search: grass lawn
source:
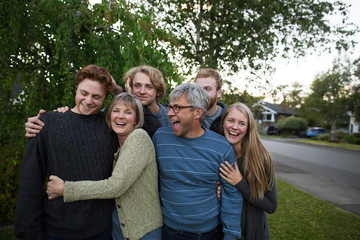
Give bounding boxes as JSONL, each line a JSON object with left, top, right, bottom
{"left": 269, "top": 179, "right": 360, "bottom": 239}
{"left": 1, "top": 178, "right": 359, "bottom": 240}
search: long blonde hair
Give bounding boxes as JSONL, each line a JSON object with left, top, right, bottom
{"left": 221, "top": 103, "right": 275, "bottom": 200}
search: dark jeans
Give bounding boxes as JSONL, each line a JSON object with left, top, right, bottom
{"left": 162, "top": 224, "right": 222, "bottom": 240}
{"left": 43, "top": 228, "right": 111, "bottom": 240}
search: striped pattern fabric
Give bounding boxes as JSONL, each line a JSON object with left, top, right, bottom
{"left": 153, "top": 126, "right": 243, "bottom": 239}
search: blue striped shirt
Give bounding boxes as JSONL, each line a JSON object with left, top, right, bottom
{"left": 153, "top": 126, "right": 243, "bottom": 240}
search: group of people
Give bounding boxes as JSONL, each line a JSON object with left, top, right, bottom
{"left": 15, "top": 64, "right": 277, "bottom": 240}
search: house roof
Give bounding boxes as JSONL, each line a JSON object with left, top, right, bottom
{"left": 256, "top": 101, "right": 295, "bottom": 115}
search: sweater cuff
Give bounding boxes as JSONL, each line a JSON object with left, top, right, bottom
{"left": 235, "top": 178, "right": 247, "bottom": 191}
{"left": 63, "top": 181, "right": 75, "bottom": 202}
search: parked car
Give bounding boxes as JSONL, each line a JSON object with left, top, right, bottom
{"left": 267, "top": 126, "right": 279, "bottom": 135}
{"left": 306, "top": 127, "right": 327, "bottom": 137}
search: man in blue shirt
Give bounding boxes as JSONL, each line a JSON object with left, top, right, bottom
{"left": 152, "top": 83, "right": 243, "bottom": 240}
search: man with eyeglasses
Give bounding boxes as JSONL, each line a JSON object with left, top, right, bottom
{"left": 152, "top": 83, "right": 243, "bottom": 240}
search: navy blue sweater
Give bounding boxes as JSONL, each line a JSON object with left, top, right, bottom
{"left": 15, "top": 110, "right": 118, "bottom": 239}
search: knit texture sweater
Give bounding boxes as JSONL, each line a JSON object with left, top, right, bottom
{"left": 152, "top": 127, "right": 243, "bottom": 240}
{"left": 64, "top": 129, "right": 163, "bottom": 240}
{"left": 15, "top": 110, "right": 118, "bottom": 240}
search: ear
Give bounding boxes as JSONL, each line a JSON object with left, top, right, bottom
{"left": 216, "top": 88, "right": 222, "bottom": 98}
{"left": 194, "top": 107, "right": 204, "bottom": 120}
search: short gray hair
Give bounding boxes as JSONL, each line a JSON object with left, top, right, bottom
{"left": 169, "top": 83, "right": 209, "bottom": 123}
{"left": 104, "top": 93, "right": 144, "bottom": 130}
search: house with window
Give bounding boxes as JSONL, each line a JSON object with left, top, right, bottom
{"left": 253, "top": 101, "right": 296, "bottom": 134}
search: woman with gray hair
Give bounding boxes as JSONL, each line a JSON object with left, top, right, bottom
{"left": 46, "top": 93, "right": 163, "bottom": 240}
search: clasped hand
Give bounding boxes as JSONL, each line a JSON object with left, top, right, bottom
{"left": 46, "top": 175, "right": 65, "bottom": 200}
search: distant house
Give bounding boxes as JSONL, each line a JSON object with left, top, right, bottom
{"left": 348, "top": 112, "right": 360, "bottom": 134}
{"left": 253, "top": 101, "right": 296, "bottom": 133}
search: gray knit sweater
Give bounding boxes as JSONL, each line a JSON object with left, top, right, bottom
{"left": 15, "top": 110, "right": 118, "bottom": 240}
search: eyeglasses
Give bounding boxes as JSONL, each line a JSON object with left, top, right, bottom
{"left": 167, "top": 104, "right": 194, "bottom": 114}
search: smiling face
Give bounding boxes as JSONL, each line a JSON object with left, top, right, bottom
{"left": 195, "top": 77, "right": 221, "bottom": 111}
{"left": 73, "top": 78, "right": 107, "bottom": 115}
{"left": 131, "top": 72, "right": 158, "bottom": 109}
{"left": 110, "top": 102, "right": 137, "bottom": 144}
{"left": 223, "top": 109, "right": 248, "bottom": 147}
{"left": 168, "top": 94, "right": 202, "bottom": 138}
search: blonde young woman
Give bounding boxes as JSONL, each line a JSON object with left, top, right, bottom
{"left": 219, "top": 103, "right": 277, "bottom": 240}
{"left": 46, "top": 93, "right": 162, "bottom": 240}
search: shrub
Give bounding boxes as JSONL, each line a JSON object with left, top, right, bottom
{"left": 344, "top": 133, "right": 360, "bottom": 145}
{"left": 0, "top": 142, "right": 24, "bottom": 224}
{"left": 314, "top": 133, "right": 330, "bottom": 141}
{"left": 336, "top": 131, "right": 348, "bottom": 142}
{"left": 277, "top": 116, "right": 308, "bottom": 136}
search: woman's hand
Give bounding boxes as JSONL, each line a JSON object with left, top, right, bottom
{"left": 54, "top": 106, "right": 69, "bottom": 113}
{"left": 46, "top": 175, "right": 65, "bottom": 200}
{"left": 219, "top": 161, "right": 243, "bottom": 186}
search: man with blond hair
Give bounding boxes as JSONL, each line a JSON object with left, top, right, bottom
{"left": 127, "top": 65, "right": 171, "bottom": 127}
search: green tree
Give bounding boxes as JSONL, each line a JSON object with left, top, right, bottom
{"left": 302, "top": 60, "right": 352, "bottom": 142}
{"left": 0, "top": 0, "right": 180, "bottom": 224}
{"left": 348, "top": 57, "right": 360, "bottom": 122}
{"left": 276, "top": 82, "right": 304, "bottom": 113}
{"left": 146, "top": 0, "right": 358, "bottom": 73}
{"left": 221, "top": 80, "right": 263, "bottom": 107}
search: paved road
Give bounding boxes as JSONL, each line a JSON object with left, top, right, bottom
{"left": 262, "top": 138, "right": 360, "bottom": 216}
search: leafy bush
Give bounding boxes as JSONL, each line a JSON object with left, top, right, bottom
{"left": 277, "top": 116, "right": 308, "bottom": 136}
{"left": 314, "top": 133, "right": 330, "bottom": 141}
{"left": 336, "top": 131, "right": 348, "bottom": 142}
{"left": 344, "top": 133, "right": 360, "bottom": 145}
{"left": 0, "top": 143, "right": 24, "bottom": 224}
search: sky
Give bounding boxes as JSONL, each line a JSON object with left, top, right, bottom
{"left": 249, "top": 0, "right": 360, "bottom": 101}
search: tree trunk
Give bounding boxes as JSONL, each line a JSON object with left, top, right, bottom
{"left": 330, "top": 120, "right": 337, "bottom": 142}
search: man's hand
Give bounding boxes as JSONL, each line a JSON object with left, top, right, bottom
{"left": 25, "top": 109, "right": 46, "bottom": 138}
{"left": 124, "top": 77, "right": 132, "bottom": 93}
{"left": 111, "top": 76, "right": 123, "bottom": 96}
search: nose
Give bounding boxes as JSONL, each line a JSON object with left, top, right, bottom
{"left": 139, "top": 86, "right": 146, "bottom": 94}
{"left": 116, "top": 111, "right": 125, "bottom": 119}
{"left": 232, "top": 123, "right": 239, "bottom": 129}
{"left": 84, "top": 95, "right": 92, "bottom": 104}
